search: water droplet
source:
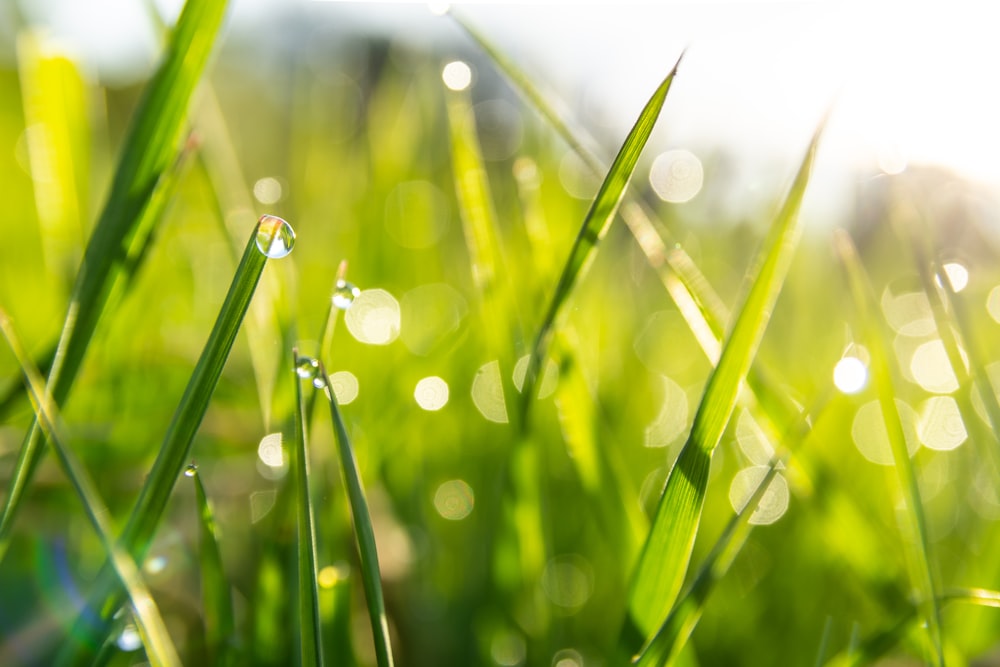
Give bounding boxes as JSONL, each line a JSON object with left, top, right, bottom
{"left": 255, "top": 214, "right": 295, "bottom": 259}
{"left": 333, "top": 279, "right": 361, "bottom": 309}
{"left": 116, "top": 623, "right": 142, "bottom": 651}
{"left": 184, "top": 463, "right": 197, "bottom": 477}
{"left": 312, "top": 375, "right": 327, "bottom": 390}
{"left": 296, "top": 356, "right": 320, "bottom": 380}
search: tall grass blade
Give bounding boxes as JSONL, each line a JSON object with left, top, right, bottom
{"left": 625, "top": 122, "right": 824, "bottom": 648}
{"left": 292, "top": 351, "right": 325, "bottom": 667}
{"left": 0, "top": 0, "right": 229, "bottom": 562}
{"left": 519, "top": 57, "right": 682, "bottom": 427}
{"left": 445, "top": 80, "right": 514, "bottom": 351}
{"left": 16, "top": 30, "right": 88, "bottom": 286}
{"left": 317, "top": 361, "right": 395, "bottom": 667}
{"left": 55, "top": 215, "right": 279, "bottom": 666}
{"left": 189, "top": 468, "right": 237, "bottom": 666}
{"left": 834, "top": 230, "right": 943, "bottom": 665}
{"left": 0, "top": 311, "right": 181, "bottom": 667}
{"left": 451, "top": 13, "right": 730, "bottom": 341}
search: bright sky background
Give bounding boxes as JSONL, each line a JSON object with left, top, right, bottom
{"left": 12, "top": 1, "right": 1000, "bottom": 214}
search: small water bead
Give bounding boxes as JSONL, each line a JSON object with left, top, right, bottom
{"left": 333, "top": 279, "right": 361, "bottom": 309}
{"left": 255, "top": 214, "right": 296, "bottom": 259}
{"left": 296, "top": 356, "right": 320, "bottom": 380}
{"left": 184, "top": 463, "right": 197, "bottom": 477}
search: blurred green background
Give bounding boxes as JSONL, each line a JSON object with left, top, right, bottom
{"left": 3, "top": 2, "right": 1000, "bottom": 666}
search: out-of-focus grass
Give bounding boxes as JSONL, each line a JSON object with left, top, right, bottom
{"left": 3, "top": 4, "right": 1000, "bottom": 667}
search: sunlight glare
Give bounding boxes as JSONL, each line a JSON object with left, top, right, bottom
{"left": 442, "top": 60, "right": 472, "bottom": 91}
{"left": 649, "top": 149, "right": 704, "bottom": 203}
{"left": 728, "top": 466, "right": 789, "bottom": 525}
{"left": 345, "top": 289, "right": 401, "bottom": 345}
{"left": 833, "top": 356, "right": 868, "bottom": 394}
{"left": 918, "top": 395, "right": 967, "bottom": 451}
{"left": 328, "top": 370, "right": 359, "bottom": 405}
{"left": 434, "top": 479, "right": 474, "bottom": 520}
{"left": 471, "top": 359, "right": 508, "bottom": 423}
{"left": 851, "top": 399, "right": 920, "bottom": 466}
{"left": 415, "top": 376, "right": 449, "bottom": 411}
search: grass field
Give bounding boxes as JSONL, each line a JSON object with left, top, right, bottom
{"left": 2, "top": 2, "right": 1000, "bottom": 666}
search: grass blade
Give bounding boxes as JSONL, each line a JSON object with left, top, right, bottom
{"left": 188, "top": 467, "right": 236, "bottom": 666}
{"left": 625, "top": 121, "right": 824, "bottom": 648}
{"left": 0, "top": 312, "right": 181, "bottom": 667}
{"left": 834, "top": 230, "right": 943, "bottom": 665}
{"left": 519, "top": 55, "right": 682, "bottom": 427}
{"left": 16, "top": 30, "right": 88, "bottom": 286}
{"left": 0, "top": 0, "right": 229, "bottom": 562}
{"left": 444, "top": 75, "right": 520, "bottom": 365}
{"left": 292, "top": 351, "right": 325, "bottom": 667}
{"left": 55, "top": 215, "right": 285, "bottom": 666}
{"left": 317, "top": 361, "right": 395, "bottom": 667}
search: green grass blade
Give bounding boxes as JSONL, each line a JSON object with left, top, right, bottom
{"left": 834, "top": 230, "right": 943, "bottom": 665}
{"left": 317, "top": 361, "right": 395, "bottom": 667}
{"left": 824, "top": 589, "right": 1000, "bottom": 667}
{"left": 0, "top": 0, "right": 228, "bottom": 563}
{"left": 292, "top": 351, "right": 325, "bottom": 667}
{"left": 519, "top": 56, "right": 682, "bottom": 427}
{"left": 189, "top": 468, "right": 236, "bottom": 666}
{"left": 16, "top": 30, "right": 88, "bottom": 286}
{"left": 55, "top": 215, "right": 282, "bottom": 666}
{"left": 0, "top": 312, "right": 181, "bottom": 667}
{"left": 444, "top": 77, "right": 519, "bottom": 364}
{"left": 626, "top": 122, "right": 824, "bottom": 647}
{"left": 451, "top": 13, "right": 730, "bottom": 341}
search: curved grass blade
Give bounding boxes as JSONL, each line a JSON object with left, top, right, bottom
{"left": 317, "top": 361, "right": 395, "bottom": 667}
{"left": 450, "top": 13, "right": 729, "bottom": 341}
{"left": 292, "top": 351, "right": 325, "bottom": 667}
{"left": 824, "top": 588, "right": 1000, "bottom": 667}
{"left": 625, "top": 122, "right": 824, "bottom": 649}
{"left": 0, "top": 0, "right": 228, "bottom": 563}
{"left": 519, "top": 56, "right": 682, "bottom": 428}
{"left": 188, "top": 468, "right": 236, "bottom": 666}
{"left": 453, "top": 7, "right": 810, "bottom": 493}
{"left": 55, "top": 215, "right": 279, "bottom": 666}
{"left": 0, "top": 311, "right": 181, "bottom": 667}
{"left": 834, "top": 229, "right": 943, "bottom": 666}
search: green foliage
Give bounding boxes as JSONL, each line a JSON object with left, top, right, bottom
{"left": 3, "top": 5, "right": 1000, "bottom": 667}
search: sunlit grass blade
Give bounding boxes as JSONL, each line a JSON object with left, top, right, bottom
{"left": 0, "top": 0, "right": 228, "bottom": 563}
{"left": 552, "top": 331, "right": 647, "bottom": 566}
{"left": 55, "top": 215, "right": 279, "bottom": 666}
{"left": 317, "top": 360, "right": 395, "bottom": 667}
{"left": 454, "top": 7, "right": 810, "bottom": 488}
{"left": 637, "top": 391, "right": 824, "bottom": 666}
{"left": 0, "top": 311, "right": 181, "bottom": 667}
{"left": 625, "top": 121, "right": 824, "bottom": 648}
{"left": 834, "top": 229, "right": 943, "bottom": 666}
{"left": 451, "top": 13, "right": 730, "bottom": 338}
{"left": 444, "top": 74, "right": 521, "bottom": 370}
{"left": 519, "top": 56, "right": 682, "bottom": 428}
{"left": 196, "top": 86, "right": 292, "bottom": 426}
{"left": 16, "top": 30, "right": 88, "bottom": 287}
{"left": 188, "top": 467, "right": 236, "bottom": 666}
{"left": 292, "top": 350, "right": 325, "bottom": 667}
